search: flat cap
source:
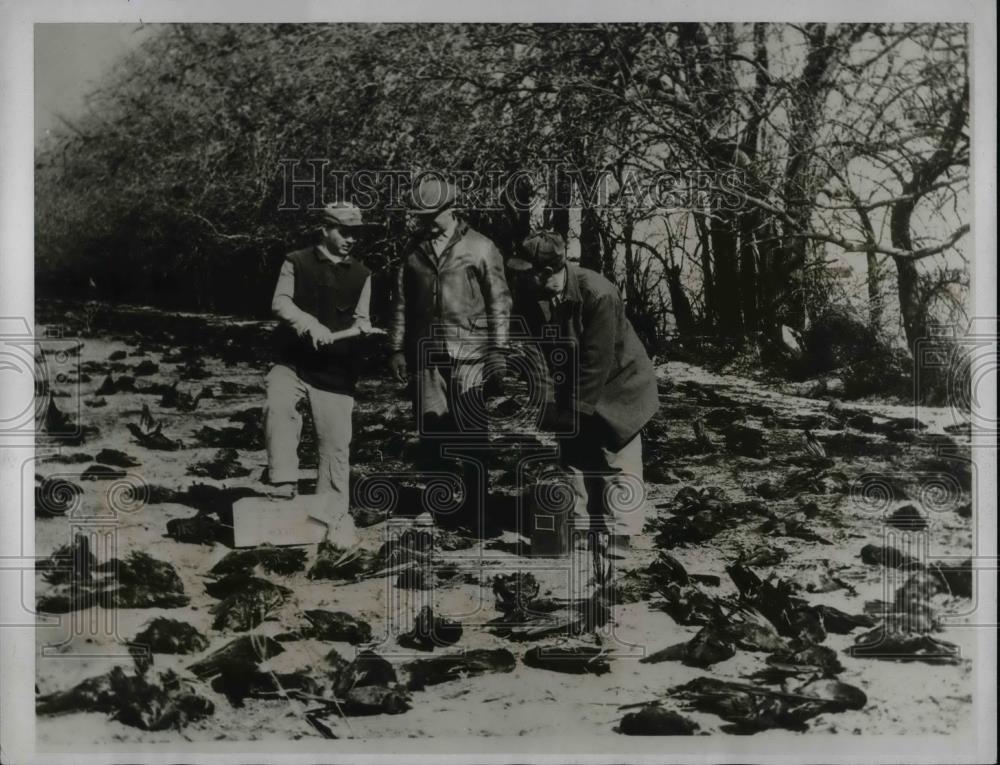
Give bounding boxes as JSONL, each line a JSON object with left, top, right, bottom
{"left": 407, "top": 176, "right": 457, "bottom": 215}
{"left": 507, "top": 229, "right": 568, "bottom": 272}
{"left": 318, "top": 202, "right": 368, "bottom": 228}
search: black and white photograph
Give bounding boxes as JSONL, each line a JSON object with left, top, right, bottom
{"left": 0, "top": 2, "right": 996, "bottom": 762}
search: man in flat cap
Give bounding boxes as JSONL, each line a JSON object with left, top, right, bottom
{"left": 387, "top": 176, "right": 512, "bottom": 527}
{"left": 265, "top": 202, "right": 382, "bottom": 504}
{"left": 508, "top": 230, "right": 659, "bottom": 562}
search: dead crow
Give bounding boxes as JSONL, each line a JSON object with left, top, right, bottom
{"left": 523, "top": 644, "right": 611, "bottom": 675}
{"left": 618, "top": 705, "right": 700, "bottom": 736}
{"left": 210, "top": 546, "right": 307, "bottom": 578}
{"left": 80, "top": 464, "right": 127, "bottom": 481}
{"left": 641, "top": 625, "right": 736, "bottom": 668}
{"left": 802, "top": 429, "right": 827, "bottom": 458}
{"left": 127, "top": 404, "right": 182, "bottom": 451}
{"left": 398, "top": 606, "right": 462, "bottom": 651}
{"left": 297, "top": 609, "right": 373, "bottom": 644}
{"left": 95, "top": 448, "right": 141, "bottom": 467}
{"left": 399, "top": 648, "right": 516, "bottom": 690}
{"left": 209, "top": 578, "right": 290, "bottom": 632}
{"left": 132, "top": 618, "right": 209, "bottom": 655}
{"left": 188, "top": 635, "right": 285, "bottom": 679}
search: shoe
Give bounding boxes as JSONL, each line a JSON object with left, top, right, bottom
{"left": 264, "top": 482, "right": 297, "bottom": 500}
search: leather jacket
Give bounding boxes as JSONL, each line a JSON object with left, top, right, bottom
{"left": 389, "top": 222, "right": 512, "bottom": 363}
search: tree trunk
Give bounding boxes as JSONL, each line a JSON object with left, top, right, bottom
{"left": 893, "top": 255, "right": 925, "bottom": 351}
{"left": 889, "top": 82, "right": 967, "bottom": 353}
{"left": 738, "top": 213, "right": 759, "bottom": 343}
{"left": 710, "top": 208, "right": 743, "bottom": 343}
{"left": 866, "top": 251, "right": 883, "bottom": 331}
{"left": 667, "top": 266, "right": 695, "bottom": 336}
{"left": 579, "top": 207, "right": 602, "bottom": 271}
{"left": 544, "top": 166, "right": 571, "bottom": 239}
{"left": 693, "top": 213, "right": 715, "bottom": 329}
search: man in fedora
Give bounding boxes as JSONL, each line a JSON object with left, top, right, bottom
{"left": 507, "top": 230, "right": 659, "bottom": 562}
{"left": 265, "top": 202, "right": 382, "bottom": 504}
{"left": 387, "top": 176, "right": 512, "bottom": 526}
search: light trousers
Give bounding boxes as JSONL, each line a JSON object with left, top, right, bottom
{"left": 561, "top": 432, "right": 648, "bottom": 538}
{"left": 264, "top": 364, "right": 353, "bottom": 504}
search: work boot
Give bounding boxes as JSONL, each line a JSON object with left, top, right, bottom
{"left": 264, "top": 481, "right": 297, "bottom": 500}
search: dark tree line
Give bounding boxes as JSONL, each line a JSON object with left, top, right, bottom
{"left": 37, "top": 23, "right": 970, "bottom": 370}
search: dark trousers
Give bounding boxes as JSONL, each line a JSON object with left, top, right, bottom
{"left": 413, "top": 361, "right": 489, "bottom": 528}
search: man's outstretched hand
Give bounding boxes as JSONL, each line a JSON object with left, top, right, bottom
{"left": 389, "top": 351, "right": 408, "bottom": 382}
{"left": 309, "top": 326, "right": 340, "bottom": 350}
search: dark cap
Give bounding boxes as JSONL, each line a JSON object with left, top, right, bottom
{"left": 318, "top": 202, "right": 368, "bottom": 228}
{"left": 408, "top": 177, "right": 457, "bottom": 215}
{"left": 507, "top": 230, "right": 567, "bottom": 272}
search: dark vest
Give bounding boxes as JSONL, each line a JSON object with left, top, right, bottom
{"left": 274, "top": 246, "right": 371, "bottom": 394}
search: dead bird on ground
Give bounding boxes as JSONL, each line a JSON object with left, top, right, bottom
{"left": 210, "top": 545, "right": 307, "bottom": 578}
{"left": 94, "top": 448, "right": 141, "bottom": 467}
{"left": 618, "top": 704, "right": 700, "bottom": 736}
{"left": 108, "top": 667, "right": 214, "bottom": 731}
{"left": 307, "top": 540, "right": 375, "bottom": 581}
{"left": 333, "top": 649, "right": 399, "bottom": 696}
{"left": 191, "top": 420, "right": 262, "bottom": 450}
{"left": 399, "top": 648, "right": 516, "bottom": 690}
{"left": 188, "top": 635, "right": 285, "bottom": 679}
{"left": 132, "top": 360, "right": 159, "bottom": 376}
{"left": 850, "top": 625, "right": 962, "bottom": 665}
{"left": 398, "top": 605, "right": 462, "bottom": 651}
{"left": 209, "top": 578, "right": 290, "bottom": 632}
{"left": 641, "top": 625, "right": 736, "bottom": 668}
{"left": 38, "top": 534, "right": 95, "bottom": 586}
{"left": 860, "top": 544, "right": 923, "bottom": 570}
{"left": 523, "top": 644, "right": 611, "bottom": 675}
{"left": 726, "top": 563, "right": 826, "bottom": 643}
{"left": 127, "top": 404, "right": 182, "bottom": 451}
{"left": 95, "top": 373, "right": 137, "bottom": 396}
{"left": 160, "top": 381, "right": 213, "bottom": 412}
{"left": 97, "top": 551, "right": 189, "bottom": 609}
{"left": 165, "top": 512, "right": 228, "bottom": 546}
{"left": 80, "top": 464, "right": 128, "bottom": 481}
{"left": 276, "top": 609, "right": 373, "bottom": 645}
{"left": 187, "top": 448, "right": 251, "bottom": 480}
{"left": 131, "top": 618, "right": 209, "bottom": 655}
{"left": 211, "top": 668, "right": 321, "bottom": 708}
{"left": 669, "top": 675, "right": 865, "bottom": 732}
{"left": 802, "top": 428, "right": 827, "bottom": 458}
{"left": 37, "top": 666, "right": 214, "bottom": 732}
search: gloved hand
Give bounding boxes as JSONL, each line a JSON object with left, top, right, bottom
{"left": 389, "top": 351, "right": 408, "bottom": 382}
